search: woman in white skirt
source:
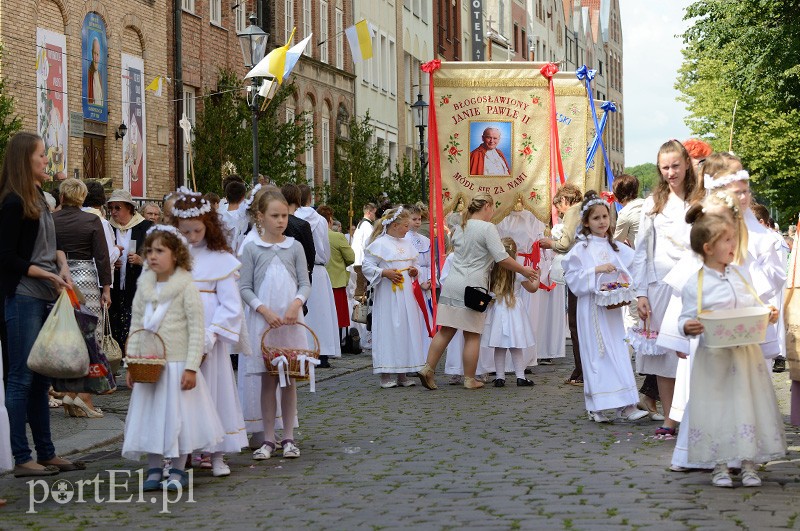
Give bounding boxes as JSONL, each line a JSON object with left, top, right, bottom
{"left": 173, "top": 188, "right": 248, "bottom": 477}
{"left": 123, "top": 226, "right": 225, "bottom": 492}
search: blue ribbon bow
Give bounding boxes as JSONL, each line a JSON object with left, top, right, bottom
{"left": 575, "top": 65, "right": 596, "bottom": 82}
{"left": 576, "top": 65, "right": 616, "bottom": 203}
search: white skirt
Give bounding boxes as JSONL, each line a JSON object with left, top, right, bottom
{"left": 305, "top": 265, "right": 342, "bottom": 358}
{"left": 200, "top": 343, "right": 248, "bottom": 453}
{"left": 122, "top": 361, "right": 225, "bottom": 459}
{"left": 481, "top": 302, "right": 536, "bottom": 349}
{"left": 444, "top": 331, "right": 465, "bottom": 376}
{"left": 532, "top": 284, "right": 567, "bottom": 359}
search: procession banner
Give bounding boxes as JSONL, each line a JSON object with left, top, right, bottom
{"left": 121, "top": 53, "right": 146, "bottom": 197}
{"left": 428, "top": 61, "right": 603, "bottom": 225}
{"left": 36, "top": 28, "right": 68, "bottom": 179}
{"left": 81, "top": 13, "right": 108, "bottom": 122}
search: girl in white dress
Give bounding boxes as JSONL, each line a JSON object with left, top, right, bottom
{"left": 239, "top": 190, "right": 311, "bottom": 461}
{"left": 482, "top": 237, "right": 539, "bottom": 387}
{"left": 362, "top": 206, "right": 428, "bottom": 387}
{"left": 123, "top": 226, "right": 225, "bottom": 492}
{"left": 631, "top": 140, "right": 701, "bottom": 436}
{"left": 564, "top": 193, "right": 649, "bottom": 423}
{"left": 678, "top": 202, "right": 785, "bottom": 487}
{"left": 173, "top": 188, "right": 248, "bottom": 477}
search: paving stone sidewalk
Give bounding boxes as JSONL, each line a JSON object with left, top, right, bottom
{"left": 2, "top": 350, "right": 799, "bottom": 530}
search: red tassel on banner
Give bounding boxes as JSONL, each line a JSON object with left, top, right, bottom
{"left": 518, "top": 241, "right": 556, "bottom": 292}
{"left": 422, "top": 60, "right": 443, "bottom": 328}
{"left": 540, "top": 62, "right": 565, "bottom": 226}
{"left": 412, "top": 278, "right": 434, "bottom": 337}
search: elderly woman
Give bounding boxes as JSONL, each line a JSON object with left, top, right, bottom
{"left": 417, "top": 193, "right": 538, "bottom": 390}
{"left": 140, "top": 202, "right": 161, "bottom": 223}
{"left": 538, "top": 182, "right": 584, "bottom": 386}
{"left": 0, "top": 132, "right": 83, "bottom": 477}
{"left": 107, "top": 189, "right": 152, "bottom": 351}
{"left": 52, "top": 178, "right": 111, "bottom": 418}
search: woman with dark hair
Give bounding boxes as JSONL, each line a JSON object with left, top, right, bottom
{"left": 107, "top": 189, "right": 153, "bottom": 350}
{"left": 0, "top": 132, "right": 83, "bottom": 477}
{"left": 417, "top": 193, "right": 538, "bottom": 390}
{"left": 83, "top": 181, "right": 121, "bottom": 292}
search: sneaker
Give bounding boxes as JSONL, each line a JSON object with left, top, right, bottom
{"left": 253, "top": 442, "right": 275, "bottom": 460}
{"left": 282, "top": 440, "right": 300, "bottom": 458}
{"left": 741, "top": 463, "right": 762, "bottom": 487}
{"left": 588, "top": 411, "right": 611, "bottom": 423}
{"left": 711, "top": 464, "right": 733, "bottom": 488}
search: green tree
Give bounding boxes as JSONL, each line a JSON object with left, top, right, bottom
{"left": 192, "top": 70, "right": 310, "bottom": 195}
{"left": 328, "top": 112, "right": 391, "bottom": 228}
{"left": 0, "top": 46, "right": 22, "bottom": 163}
{"left": 677, "top": 0, "right": 800, "bottom": 225}
{"left": 623, "top": 163, "right": 658, "bottom": 197}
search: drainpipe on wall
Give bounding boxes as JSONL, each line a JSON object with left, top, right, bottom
{"left": 174, "top": 0, "right": 184, "bottom": 189}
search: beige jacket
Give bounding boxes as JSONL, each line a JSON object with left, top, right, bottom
{"left": 551, "top": 204, "right": 581, "bottom": 254}
{"left": 127, "top": 267, "right": 205, "bottom": 372}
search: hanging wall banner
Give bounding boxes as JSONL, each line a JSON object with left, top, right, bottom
{"left": 429, "top": 61, "right": 603, "bottom": 224}
{"left": 81, "top": 13, "right": 108, "bottom": 122}
{"left": 121, "top": 53, "right": 146, "bottom": 197}
{"left": 36, "top": 28, "right": 68, "bottom": 179}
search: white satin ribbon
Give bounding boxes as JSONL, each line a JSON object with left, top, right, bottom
{"left": 270, "top": 355, "right": 289, "bottom": 387}
{"left": 298, "top": 355, "right": 321, "bottom": 392}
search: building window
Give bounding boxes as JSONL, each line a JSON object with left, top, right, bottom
{"left": 521, "top": 29, "right": 526, "bottom": 59}
{"left": 421, "top": 0, "right": 428, "bottom": 23}
{"left": 381, "top": 34, "right": 389, "bottom": 91}
{"left": 335, "top": 8, "right": 344, "bottom": 68}
{"left": 235, "top": 2, "right": 247, "bottom": 32}
{"left": 499, "top": 0, "right": 505, "bottom": 35}
{"left": 182, "top": 86, "right": 196, "bottom": 186}
{"left": 372, "top": 33, "right": 380, "bottom": 88}
{"left": 389, "top": 39, "right": 396, "bottom": 96}
{"left": 303, "top": 0, "right": 312, "bottom": 55}
{"left": 210, "top": 0, "right": 221, "bottom": 25}
{"left": 513, "top": 23, "right": 519, "bottom": 54}
{"left": 286, "top": 104, "right": 295, "bottom": 123}
{"left": 322, "top": 115, "right": 330, "bottom": 185}
{"left": 320, "top": 0, "right": 329, "bottom": 63}
{"left": 182, "top": 0, "right": 195, "bottom": 13}
{"left": 285, "top": 0, "right": 294, "bottom": 43}
{"left": 404, "top": 53, "right": 411, "bottom": 104}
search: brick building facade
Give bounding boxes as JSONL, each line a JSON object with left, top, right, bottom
{"left": 0, "top": 0, "right": 171, "bottom": 200}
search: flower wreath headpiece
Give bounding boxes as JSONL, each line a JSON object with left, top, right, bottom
{"left": 146, "top": 224, "right": 189, "bottom": 246}
{"left": 243, "top": 183, "right": 262, "bottom": 211}
{"left": 580, "top": 198, "right": 608, "bottom": 217}
{"left": 703, "top": 170, "right": 749, "bottom": 190}
{"left": 171, "top": 186, "right": 212, "bottom": 219}
{"left": 380, "top": 205, "right": 404, "bottom": 234}
{"left": 702, "top": 191, "right": 739, "bottom": 216}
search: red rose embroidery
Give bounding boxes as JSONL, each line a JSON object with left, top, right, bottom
{"left": 449, "top": 146, "right": 458, "bottom": 155}
{"left": 523, "top": 146, "right": 532, "bottom": 156}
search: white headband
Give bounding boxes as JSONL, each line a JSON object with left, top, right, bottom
{"left": 380, "top": 206, "right": 404, "bottom": 235}
{"left": 171, "top": 186, "right": 213, "bottom": 218}
{"left": 580, "top": 198, "right": 607, "bottom": 216}
{"left": 146, "top": 224, "right": 189, "bottom": 246}
{"left": 703, "top": 170, "right": 749, "bottom": 190}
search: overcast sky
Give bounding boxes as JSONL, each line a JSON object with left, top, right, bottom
{"left": 619, "top": 0, "right": 694, "bottom": 166}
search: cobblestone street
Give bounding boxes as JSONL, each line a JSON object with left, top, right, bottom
{"left": 2, "top": 352, "right": 799, "bottom": 529}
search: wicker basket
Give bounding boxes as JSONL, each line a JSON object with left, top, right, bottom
{"left": 125, "top": 329, "right": 167, "bottom": 383}
{"left": 261, "top": 322, "right": 320, "bottom": 381}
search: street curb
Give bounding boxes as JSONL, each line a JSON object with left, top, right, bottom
{"left": 59, "top": 413, "right": 125, "bottom": 457}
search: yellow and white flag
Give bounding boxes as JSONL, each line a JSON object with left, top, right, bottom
{"left": 345, "top": 19, "right": 373, "bottom": 62}
{"left": 145, "top": 76, "right": 163, "bottom": 97}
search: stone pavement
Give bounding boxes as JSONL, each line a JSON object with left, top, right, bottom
{"left": 2, "top": 349, "right": 800, "bottom": 529}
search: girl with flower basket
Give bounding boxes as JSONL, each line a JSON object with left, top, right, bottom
{"left": 122, "top": 226, "right": 225, "bottom": 492}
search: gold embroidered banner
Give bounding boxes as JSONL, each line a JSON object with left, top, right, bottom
{"left": 430, "top": 62, "right": 603, "bottom": 224}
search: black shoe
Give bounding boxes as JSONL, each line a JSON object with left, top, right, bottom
{"left": 493, "top": 378, "right": 505, "bottom": 387}
{"left": 524, "top": 368, "right": 533, "bottom": 374}
{"left": 773, "top": 356, "right": 786, "bottom": 373}
{"left": 318, "top": 355, "right": 331, "bottom": 368}
{"left": 517, "top": 378, "right": 535, "bottom": 386}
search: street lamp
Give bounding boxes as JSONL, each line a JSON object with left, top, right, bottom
{"left": 237, "top": 13, "right": 269, "bottom": 186}
{"left": 411, "top": 93, "right": 429, "bottom": 202}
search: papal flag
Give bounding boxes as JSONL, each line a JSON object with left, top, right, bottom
{"left": 145, "top": 76, "right": 163, "bottom": 97}
{"left": 345, "top": 19, "right": 373, "bottom": 62}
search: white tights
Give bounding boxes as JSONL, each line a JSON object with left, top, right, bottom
{"left": 493, "top": 347, "right": 526, "bottom": 380}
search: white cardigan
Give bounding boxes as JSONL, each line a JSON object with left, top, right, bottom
{"left": 127, "top": 267, "right": 205, "bottom": 371}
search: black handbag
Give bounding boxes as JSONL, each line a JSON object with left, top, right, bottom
{"left": 464, "top": 286, "right": 493, "bottom": 312}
